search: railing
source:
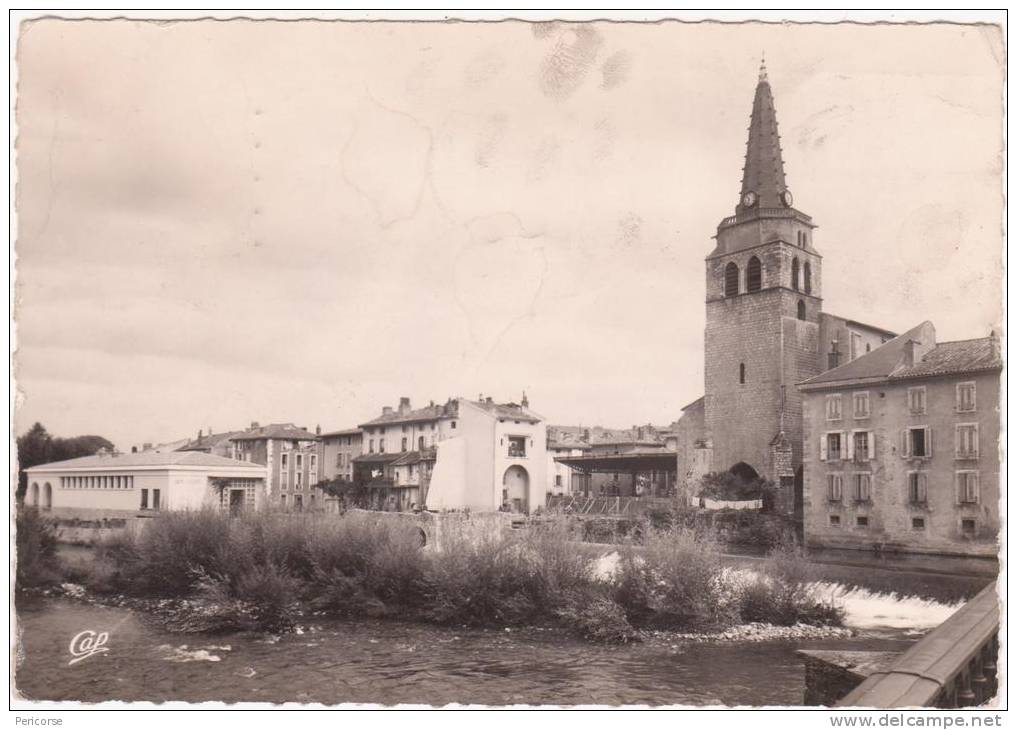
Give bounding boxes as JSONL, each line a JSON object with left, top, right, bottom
{"left": 838, "top": 581, "right": 999, "bottom": 707}
{"left": 545, "top": 495, "right": 675, "bottom": 516}
{"left": 718, "top": 207, "right": 814, "bottom": 229}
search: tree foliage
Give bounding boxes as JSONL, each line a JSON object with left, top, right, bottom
{"left": 315, "top": 477, "right": 371, "bottom": 509}
{"left": 15, "top": 422, "right": 115, "bottom": 499}
{"left": 697, "top": 470, "right": 774, "bottom": 502}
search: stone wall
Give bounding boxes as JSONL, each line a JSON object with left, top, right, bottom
{"left": 803, "top": 370, "right": 1000, "bottom": 557}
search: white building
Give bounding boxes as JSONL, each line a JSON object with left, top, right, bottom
{"left": 427, "top": 396, "right": 547, "bottom": 513}
{"left": 24, "top": 451, "right": 268, "bottom": 516}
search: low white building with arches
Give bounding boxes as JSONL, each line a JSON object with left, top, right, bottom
{"left": 23, "top": 450, "right": 268, "bottom": 517}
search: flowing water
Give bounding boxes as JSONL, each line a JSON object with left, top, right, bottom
{"left": 14, "top": 595, "right": 930, "bottom": 707}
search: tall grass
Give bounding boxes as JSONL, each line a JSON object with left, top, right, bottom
{"left": 15, "top": 507, "right": 62, "bottom": 587}
{"left": 77, "top": 510, "right": 843, "bottom": 640}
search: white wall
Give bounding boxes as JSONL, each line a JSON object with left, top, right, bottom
{"left": 493, "top": 416, "right": 546, "bottom": 512}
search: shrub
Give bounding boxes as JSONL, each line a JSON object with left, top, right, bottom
{"left": 423, "top": 517, "right": 541, "bottom": 625}
{"left": 305, "top": 513, "right": 428, "bottom": 616}
{"left": 555, "top": 589, "right": 640, "bottom": 644}
{"left": 15, "top": 507, "right": 62, "bottom": 587}
{"left": 613, "top": 525, "right": 733, "bottom": 630}
{"left": 124, "top": 510, "right": 233, "bottom": 596}
{"left": 737, "top": 542, "right": 845, "bottom": 626}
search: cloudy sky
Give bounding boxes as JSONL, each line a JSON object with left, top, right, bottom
{"left": 14, "top": 19, "right": 1004, "bottom": 449}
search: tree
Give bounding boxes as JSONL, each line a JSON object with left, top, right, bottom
{"left": 15, "top": 423, "right": 114, "bottom": 500}
{"left": 316, "top": 477, "right": 371, "bottom": 509}
{"left": 697, "top": 470, "right": 775, "bottom": 503}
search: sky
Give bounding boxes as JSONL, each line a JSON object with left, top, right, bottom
{"left": 14, "top": 19, "right": 1005, "bottom": 450}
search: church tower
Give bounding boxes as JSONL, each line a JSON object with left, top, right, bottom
{"left": 703, "top": 59, "right": 822, "bottom": 492}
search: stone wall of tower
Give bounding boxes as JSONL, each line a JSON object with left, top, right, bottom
{"left": 704, "top": 244, "right": 822, "bottom": 480}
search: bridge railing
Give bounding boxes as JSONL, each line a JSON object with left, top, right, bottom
{"left": 838, "top": 581, "right": 999, "bottom": 708}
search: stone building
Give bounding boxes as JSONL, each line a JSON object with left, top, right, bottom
{"left": 318, "top": 427, "right": 362, "bottom": 483}
{"left": 230, "top": 422, "right": 322, "bottom": 510}
{"left": 676, "top": 59, "right": 893, "bottom": 515}
{"left": 799, "top": 322, "right": 1001, "bottom": 557}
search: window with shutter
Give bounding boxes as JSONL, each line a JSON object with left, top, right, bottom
{"left": 908, "top": 386, "right": 927, "bottom": 415}
{"left": 956, "top": 424, "right": 979, "bottom": 459}
{"left": 908, "top": 472, "right": 928, "bottom": 504}
{"left": 826, "top": 395, "right": 843, "bottom": 421}
{"left": 854, "top": 473, "right": 871, "bottom": 502}
{"left": 827, "top": 474, "right": 843, "bottom": 502}
{"left": 956, "top": 382, "right": 976, "bottom": 412}
{"left": 853, "top": 391, "right": 870, "bottom": 418}
{"left": 957, "top": 471, "right": 979, "bottom": 504}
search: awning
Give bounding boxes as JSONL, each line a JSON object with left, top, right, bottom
{"left": 554, "top": 450, "right": 678, "bottom": 474}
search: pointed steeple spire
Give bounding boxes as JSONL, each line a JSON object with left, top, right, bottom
{"left": 738, "top": 55, "right": 790, "bottom": 213}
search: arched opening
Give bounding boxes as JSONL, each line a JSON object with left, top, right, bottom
{"left": 746, "top": 256, "right": 762, "bottom": 292}
{"left": 797, "top": 299, "right": 806, "bottom": 321}
{"left": 724, "top": 262, "right": 739, "bottom": 297}
{"left": 43, "top": 482, "right": 52, "bottom": 510}
{"left": 29, "top": 482, "right": 39, "bottom": 506}
{"left": 729, "top": 462, "right": 760, "bottom": 483}
{"left": 739, "top": 362, "right": 746, "bottom": 384}
{"left": 803, "top": 262, "right": 812, "bottom": 294}
{"left": 502, "top": 465, "right": 529, "bottom": 514}
{"left": 791, "top": 257, "right": 800, "bottom": 291}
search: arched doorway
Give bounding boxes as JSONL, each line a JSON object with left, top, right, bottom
{"left": 502, "top": 465, "right": 529, "bottom": 513}
{"left": 29, "top": 482, "right": 39, "bottom": 507}
{"left": 729, "top": 462, "right": 759, "bottom": 482}
{"left": 43, "top": 482, "right": 52, "bottom": 510}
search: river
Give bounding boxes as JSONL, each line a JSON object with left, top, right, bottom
{"left": 16, "top": 594, "right": 929, "bottom": 707}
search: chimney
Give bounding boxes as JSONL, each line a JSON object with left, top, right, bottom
{"left": 521, "top": 391, "right": 529, "bottom": 408}
{"left": 399, "top": 397, "right": 411, "bottom": 415}
{"left": 990, "top": 328, "right": 1001, "bottom": 360}
{"left": 382, "top": 406, "right": 394, "bottom": 416}
{"left": 582, "top": 428, "right": 590, "bottom": 441}
{"left": 143, "top": 442, "right": 152, "bottom": 451}
{"left": 131, "top": 446, "right": 138, "bottom": 453}
{"left": 316, "top": 424, "right": 321, "bottom": 435}
{"left": 486, "top": 396, "right": 494, "bottom": 405}
{"left": 198, "top": 428, "right": 203, "bottom": 440}
{"left": 637, "top": 426, "right": 646, "bottom": 440}
{"left": 828, "top": 340, "right": 841, "bottom": 370}
{"left": 250, "top": 421, "right": 260, "bottom": 429}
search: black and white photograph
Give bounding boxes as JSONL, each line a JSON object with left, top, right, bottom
{"left": 9, "top": 10, "right": 1006, "bottom": 715}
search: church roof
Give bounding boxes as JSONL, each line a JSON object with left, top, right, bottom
{"left": 738, "top": 57, "right": 789, "bottom": 212}
{"left": 800, "top": 322, "right": 1001, "bottom": 390}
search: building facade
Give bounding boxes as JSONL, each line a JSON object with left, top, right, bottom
{"left": 24, "top": 451, "right": 268, "bottom": 516}
{"left": 546, "top": 427, "right": 591, "bottom": 497}
{"left": 800, "top": 322, "right": 1001, "bottom": 557}
{"left": 230, "top": 422, "right": 322, "bottom": 510}
{"left": 318, "top": 427, "right": 362, "bottom": 483}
